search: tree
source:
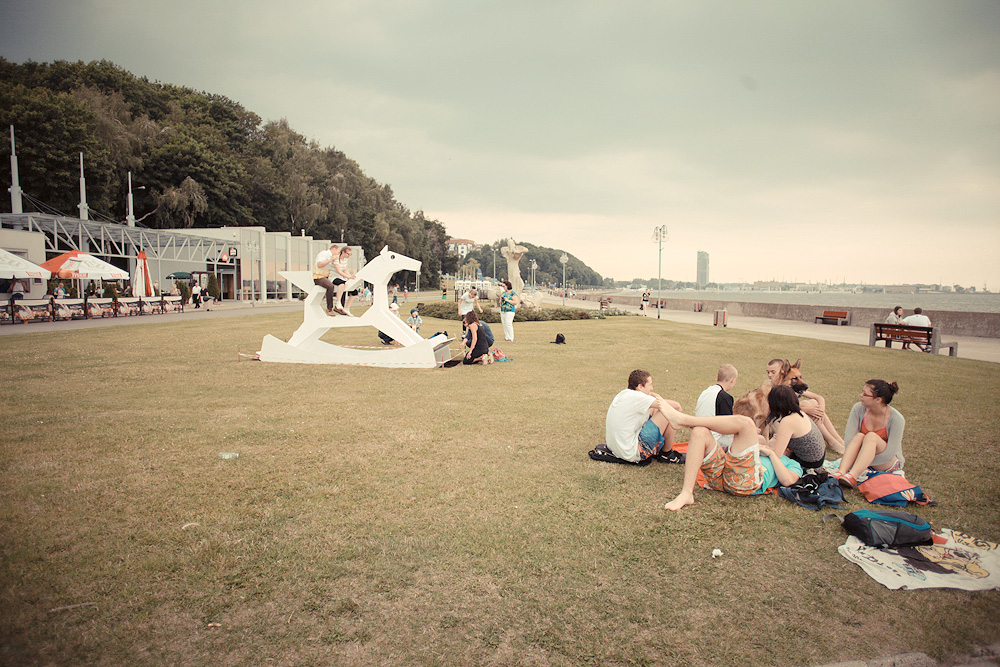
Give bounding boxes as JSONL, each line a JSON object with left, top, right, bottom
{"left": 0, "top": 81, "right": 111, "bottom": 216}
{"left": 156, "top": 176, "right": 208, "bottom": 227}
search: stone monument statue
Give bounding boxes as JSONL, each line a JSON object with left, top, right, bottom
{"left": 495, "top": 238, "right": 544, "bottom": 309}
{"left": 500, "top": 238, "right": 528, "bottom": 294}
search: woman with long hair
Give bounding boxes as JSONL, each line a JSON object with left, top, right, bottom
{"left": 764, "top": 385, "right": 827, "bottom": 471}
{"left": 832, "top": 380, "right": 904, "bottom": 488}
{"left": 462, "top": 311, "right": 492, "bottom": 365}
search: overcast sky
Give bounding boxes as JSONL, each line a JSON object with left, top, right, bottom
{"left": 2, "top": 1, "right": 998, "bottom": 287}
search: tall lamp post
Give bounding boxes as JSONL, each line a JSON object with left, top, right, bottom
{"left": 531, "top": 260, "right": 537, "bottom": 289}
{"left": 559, "top": 253, "right": 568, "bottom": 306}
{"left": 125, "top": 171, "right": 145, "bottom": 227}
{"left": 652, "top": 225, "right": 668, "bottom": 319}
{"left": 492, "top": 243, "right": 497, "bottom": 279}
{"left": 246, "top": 240, "right": 259, "bottom": 300}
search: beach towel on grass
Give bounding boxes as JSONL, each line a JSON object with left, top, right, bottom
{"left": 858, "top": 470, "right": 935, "bottom": 507}
{"left": 838, "top": 529, "right": 1000, "bottom": 591}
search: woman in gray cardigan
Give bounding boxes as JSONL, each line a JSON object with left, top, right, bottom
{"left": 832, "top": 379, "right": 904, "bottom": 489}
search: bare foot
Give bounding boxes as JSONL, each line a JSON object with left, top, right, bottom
{"left": 659, "top": 401, "right": 685, "bottom": 429}
{"left": 664, "top": 491, "right": 695, "bottom": 511}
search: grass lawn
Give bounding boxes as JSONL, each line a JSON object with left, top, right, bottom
{"left": 1, "top": 309, "right": 998, "bottom": 666}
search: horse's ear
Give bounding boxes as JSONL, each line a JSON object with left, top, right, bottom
{"left": 792, "top": 358, "right": 802, "bottom": 369}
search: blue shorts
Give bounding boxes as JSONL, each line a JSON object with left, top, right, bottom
{"left": 637, "top": 417, "right": 665, "bottom": 460}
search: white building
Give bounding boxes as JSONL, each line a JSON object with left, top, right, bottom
{"left": 0, "top": 213, "right": 364, "bottom": 301}
{"left": 446, "top": 238, "right": 478, "bottom": 258}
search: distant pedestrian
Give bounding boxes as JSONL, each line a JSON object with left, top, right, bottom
{"left": 192, "top": 283, "right": 202, "bottom": 308}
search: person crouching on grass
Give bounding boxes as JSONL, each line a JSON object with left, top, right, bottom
{"left": 662, "top": 402, "right": 802, "bottom": 511}
{"left": 462, "top": 311, "right": 492, "bottom": 365}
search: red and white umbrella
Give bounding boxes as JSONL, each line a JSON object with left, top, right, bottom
{"left": 0, "top": 248, "right": 51, "bottom": 280}
{"left": 131, "top": 250, "right": 154, "bottom": 297}
{"left": 40, "top": 250, "right": 129, "bottom": 280}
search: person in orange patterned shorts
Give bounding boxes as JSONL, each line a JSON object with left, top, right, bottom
{"left": 663, "top": 403, "right": 802, "bottom": 512}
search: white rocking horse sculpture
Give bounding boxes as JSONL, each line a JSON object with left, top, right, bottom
{"left": 258, "top": 246, "right": 453, "bottom": 367}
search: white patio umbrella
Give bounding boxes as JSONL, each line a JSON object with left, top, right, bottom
{"left": 40, "top": 250, "right": 129, "bottom": 298}
{"left": 40, "top": 250, "right": 129, "bottom": 280}
{"left": 131, "top": 250, "right": 153, "bottom": 297}
{"left": 0, "top": 247, "right": 51, "bottom": 280}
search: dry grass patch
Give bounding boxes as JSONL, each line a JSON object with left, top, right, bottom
{"left": 1, "top": 313, "right": 998, "bottom": 666}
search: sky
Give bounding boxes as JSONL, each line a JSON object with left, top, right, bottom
{"left": 1, "top": 1, "right": 998, "bottom": 287}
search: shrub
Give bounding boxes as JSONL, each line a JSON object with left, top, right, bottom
{"left": 413, "top": 300, "right": 590, "bottom": 323}
{"left": 176, "top": 281, "right": 191, "bottom": 304}
{"left": 207, "top": 274, "right": 222, "bottom": 300}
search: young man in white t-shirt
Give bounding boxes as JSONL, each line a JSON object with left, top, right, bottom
{"left": 591, "top": 369, "right": 684, "bottom": 466}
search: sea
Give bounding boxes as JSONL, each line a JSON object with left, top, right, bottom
{"left": 614, "top": 289, "right": 1000, "bottom": 314}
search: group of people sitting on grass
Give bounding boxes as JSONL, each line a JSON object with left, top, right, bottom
{"left": 591, "top": 360, "right": 905, "bottom": 512}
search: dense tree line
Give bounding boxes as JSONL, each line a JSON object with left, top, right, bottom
{"left": 0, "top": 58, "right": 458, "bottom": 286}
{"left": 458, "top": 241, "right": 607, "bottom": 288}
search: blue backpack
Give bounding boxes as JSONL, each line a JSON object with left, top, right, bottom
{"left": 842, "top": 509, "right": 932, "bottom": 547}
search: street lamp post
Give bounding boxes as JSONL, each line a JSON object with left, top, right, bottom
{"left": 559, "top": 253, "right": 568, "bottom": 306}
{"left": 531, "top": 260, "right": 537, "bottom": 289}
{"left": 246, "top": 240, "right": 259, "bottom": 300}
{"left": 125, "top": 171, "right": 145, "bottom": 227}
{"left": 492, "top": 243, "right": 497, "bottom": 279}
{"left": 652, "top": 225, "right": 668, "bottom": 319}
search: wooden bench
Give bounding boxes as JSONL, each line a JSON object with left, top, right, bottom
{"left": 869, "top": 323, "right": 958, "bottom": 357}
{"left": 815, "top": 310, "right": 850, "bottom": 325}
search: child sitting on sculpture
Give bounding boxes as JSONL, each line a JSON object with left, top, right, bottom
{"left": 662, "top": 403, "right": 802, "bottom": 511}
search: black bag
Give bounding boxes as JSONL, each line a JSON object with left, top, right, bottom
{"left": 552, "top": 333, "right": 566, "bottom": 344}
{"left": 842, "top": 509, "right": 932, "bottom": 547}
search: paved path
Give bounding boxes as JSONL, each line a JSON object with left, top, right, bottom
{"left": 4, "top": 294, "right": 999, "bottom": 364}
{"left": 544, "top": 295, "right": 1000, "bottom": 364}
{"left": 0, "top": 299, "right": 303, "bottom": 336}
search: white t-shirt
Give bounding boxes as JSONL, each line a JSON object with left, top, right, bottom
{"left": 314, "top": 249, "right": 334, "bottom": 278}
{"left": 605, "top": 389, "right": 655, "bottom": 462}
{"left": 459, "top": 292, "right": 478, "bottom": 315}
{"left": 695, "top": 384, "right": 734, "bottom": 449}
{"left": 903, "top": 314, "right": 931, "bottom": 327}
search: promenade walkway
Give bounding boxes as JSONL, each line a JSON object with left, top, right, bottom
{"left": 4, "top": 293, "right": 998, "bottom": 364}
{"left": 543, "top": 294, "right": 1000, "bottom": 364}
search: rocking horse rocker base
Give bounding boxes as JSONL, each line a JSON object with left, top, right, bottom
{"left": 257, "top": 247, "right": 453, "bottom": 368}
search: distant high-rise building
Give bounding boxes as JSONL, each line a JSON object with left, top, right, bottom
{"left": 697, "top": 251, "right": 709, "bottom": 289}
